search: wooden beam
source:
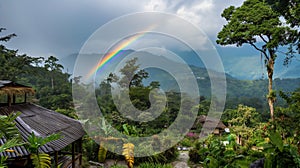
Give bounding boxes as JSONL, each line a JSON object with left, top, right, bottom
{"left": 79, "top": 138, "right": 83, "bottom": 166}
{"left": 72, "top": 142, "right": 75, "bottom": 168}
{"left": 7, "top": 94, "right": 11, "bottom": 106}
{"left": 54, "top": 151, "right": 58, "bottom": 168}
{"left": 13, "top": 94, "right": 16, "bottom": 104}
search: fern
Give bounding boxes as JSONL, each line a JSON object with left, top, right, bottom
{"left": 30, "top": 153, "right": 51, "bottom": 168}
{"left": 0, "top": 112, "right": 21, "bottom": 140}
{"left": 0, "top": 112, "right": 23, "bottom": 168}
{"left": 122, "top": 143, "right": 134, "bottom": 168}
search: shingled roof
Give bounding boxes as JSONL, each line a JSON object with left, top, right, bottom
{"left": 0, "top": 103, "right": 86, "bottom": 158}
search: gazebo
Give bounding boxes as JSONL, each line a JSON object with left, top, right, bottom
{"left": 0, "top": 80, "right": 86, "bottom": 168}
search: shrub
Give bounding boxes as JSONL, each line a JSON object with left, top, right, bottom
{"left": 110, "top": 165, "right": 127, "bottom": 168}
{"left": 138, "top": 162, "right": 173, "bottom": 168}
{"left": 189, "top": 148, "right": 201, "bottom": 164}
{"left": 179, "top": 137, "right": 193, "bottom": 147}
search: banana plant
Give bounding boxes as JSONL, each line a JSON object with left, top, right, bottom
{"left": 0, "top": 112, "right": 23, "bottom": 168}
{"left": 0, "top": 112, "right": 22, "bottom": 140}
{"left": 122, "top": 143, "right": 134, "bottom": 168}
{"left": 26, "top": 132, "right": 60, "bottom": 168}
{"left": 97, "top": 117, "right": 113, "bottom": 163}
{"left": 121, "top": 124, "right": 136, "bottom": 168}
{"left": 0, "top": 137, "right": 24, "bottom": 168}
{"left": 97, "top": 120, "right": 136, "bottom": 166}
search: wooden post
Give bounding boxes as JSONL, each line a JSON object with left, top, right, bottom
{"left": 7, "top": 94, "right": 11, "bottom": 106}
{"left": 79, "top": 138, "right": 83, "bottom": 166}
{"left": 13, "top": 94, "right": 16, "bottom": 104}
{"left": 72, "top": 142, "right": 75, "bottom": 168}
{"left": 55, "top": 151, "right": 58, "bottom": 168}
{"left": 24, "top": 93, "right": 27, "bottom": 103}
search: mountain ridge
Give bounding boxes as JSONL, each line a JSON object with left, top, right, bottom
{"left": 60, "top": 49, "right": 300, "bottom": 80}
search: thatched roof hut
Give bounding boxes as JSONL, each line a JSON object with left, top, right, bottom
{"left": 192, "top": 115, "right": 226, "bottom": 135}
{"left": 0, "top": 80, "right": 34, "bottom": 95}
{"left": 0, "top": 80, "right": 35, "bottom": 106}
{"left": 193, "top": 115, "right": 226, "bottom": 129}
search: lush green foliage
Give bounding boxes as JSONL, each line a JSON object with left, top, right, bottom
{"left": 138, "top": 162, "right": 173, "bottom": 168}
{"left": 266, "top": 0, "right": 300, "bottom": 28}
{"left": 110, "top": 165, "right": 127, "bottom": 168}
{"left": 1, "top": 3, "right": 300, "bottom": 165}
{"left": 266, "top": 0, "right": 299, "bottom": 55}
{"left": 190, "top": 89, "right": 300, "bottom": 167}
{"left": 217, "top": 0, "right": 298, "bottom": 120}
{"left": 0, "top": 112, "right": 23, "bottom": 168}
{"left": 94, "top": 58, "right": 183, "bottom": 137}
{"left": 0, "top": 112, "right": 21, "bottom": 140}
{"left": 30, "top": 153, "right": 51, "bottom": 168}
{"left": 26, "top": 132, "right": 61, "bottom": 168}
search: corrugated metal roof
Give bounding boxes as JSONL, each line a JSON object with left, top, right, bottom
{"left": 0, "top": 103, "right": 86, "bottom": 158}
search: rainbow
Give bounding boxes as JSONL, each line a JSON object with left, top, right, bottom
{"left": 87, "top": 27, "right": 155, "bottom": 79}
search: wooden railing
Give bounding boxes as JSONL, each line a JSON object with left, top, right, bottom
{"left": 58, "top": 152, "right": 82, "bottom": 168}
{"left": 64, "top": 154, "right": 81, "bottom": 168}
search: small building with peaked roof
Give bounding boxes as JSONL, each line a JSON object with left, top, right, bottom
{"left": 192, "top": 115, "right": 227, "bottom": 136}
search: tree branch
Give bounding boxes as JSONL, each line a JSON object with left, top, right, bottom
{"left": 249, "top": 42, "right": 269, "bottom": 60}
{"left": 259, "top": 34, "right": 268, "bottom": 43}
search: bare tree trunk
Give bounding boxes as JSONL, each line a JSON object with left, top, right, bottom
{"left": 51, "top": 76, "right": 54, "bottom": 89}
{"left": 267, "top": 58, "right": 275, "bottom": 120}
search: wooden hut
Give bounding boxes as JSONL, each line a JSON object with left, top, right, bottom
{"left": 0, "top": 80, "right": 86, "bottom": 168}
{"left": 192, "top": 115, "right": 226, "bottom": 136}
{"left": 0, "top": 80, "right": 35, "bottom": 106}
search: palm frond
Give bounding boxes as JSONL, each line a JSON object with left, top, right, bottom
{"left": 0, "top": 112, "right": 21, "bottom": 140}
{"left": 0, "top": 138, "right": 24, "bottom": 153}
{"left": 30, "top": 153, "right": 51, "bottom": 168}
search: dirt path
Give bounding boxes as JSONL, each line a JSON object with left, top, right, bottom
{"left": 171, "top": 151, "right": 190, "bottom": 168}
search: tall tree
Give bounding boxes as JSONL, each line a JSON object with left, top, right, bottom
{"left": 266, "top": 0, "right": 300, "bottom": 28}
{"left": 216, "top": 0, "right": 298, "bottom": 120}
{"left": 44, "top": 56, "right": 63, "bottom": 89}
{"left": 118, "top": 57, "right": 149, "bottom": 88}
{"left": 0, "top": 28, "right": 37, "bottom": 81}
{"left": 266, "top": 0, "right": 300, "bottom": 54}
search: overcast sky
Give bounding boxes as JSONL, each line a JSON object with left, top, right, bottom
{"left": 0, "top": 0, "right": 244, "bottom": 58}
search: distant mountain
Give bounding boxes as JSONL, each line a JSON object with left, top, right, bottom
{"left": 60, "top": 49, "right": 300, "bottom": 80}
{"left": 220, "top": 54, "right": 300, "bottom": 80}
{"left": 59, "top": 50, "right": 300, "bottom": 98}
{"left": 216, "top": 46, "right": 300, "bottom": 79}
{"left": 59, "top": 50, "right": 135, "bottom": 75}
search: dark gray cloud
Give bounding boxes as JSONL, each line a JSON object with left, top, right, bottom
{"left": 0, "top": 0, "right": 145, "bottom": 57}
{"left": 0, "top": 0, "right": 244, "bottom": 58}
